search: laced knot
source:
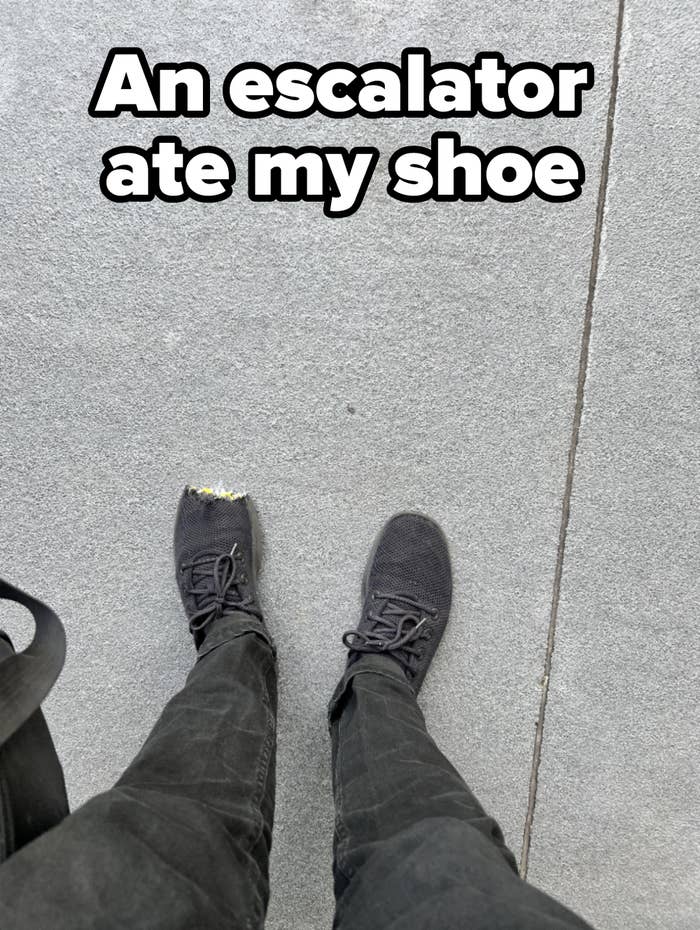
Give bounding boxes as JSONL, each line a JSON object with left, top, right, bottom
{"left": 342, "top": 591, "right": 437, "bottom": 679}
{"left": 182, "top": 544, "right": 261, "bottom": 638}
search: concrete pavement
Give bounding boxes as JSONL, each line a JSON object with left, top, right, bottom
{"left": 0, "top": 2, "right": 696, "bottom": 927}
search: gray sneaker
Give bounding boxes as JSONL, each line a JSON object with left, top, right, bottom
{"left": 343, "top": 512, "right": 453, "bottom": 693}
{"left": 174, "top": 486, "right": 263, "bottom": 647}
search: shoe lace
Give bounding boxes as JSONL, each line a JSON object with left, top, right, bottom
{"left": 182, "top": 544, "right": 261, "bottom": 638}
{"left": 342, "top": 592, "right": 437, "bottom": 680}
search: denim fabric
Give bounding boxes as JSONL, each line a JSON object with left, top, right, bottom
{"left": 0, "top": 622, "right": 593, "bottom": 929}
{"left": 0, "top": 614, "right": 277, "bottom": 930}
{"left": 328, "top": 653, "right": 594, "bottom": 929}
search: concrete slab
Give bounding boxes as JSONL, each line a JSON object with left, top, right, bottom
{"left": 1, "top": 2, "right": 619, "bottom": 927}
{"left": 528, "top": 2, "right": 700, "bottom": 928}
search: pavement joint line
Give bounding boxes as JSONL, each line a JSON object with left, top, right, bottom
{"left": 518, "top": 0, "right": 627, "bottom": 879}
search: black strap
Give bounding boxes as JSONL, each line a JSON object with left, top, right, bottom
{"left": 0, "top": 579, "right": 69, "bottom": 861}
{"left": 0, "top": 579, "right": 66, "bottom": 746}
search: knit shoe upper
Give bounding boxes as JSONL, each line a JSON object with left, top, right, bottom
{"left": 343, "top": 512, "right": 452, "bottom": 693}
{"left": 174, "top": 486, "right": 262, "bottom": 647}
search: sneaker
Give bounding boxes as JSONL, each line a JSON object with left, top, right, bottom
{"left": 342, "top": 512, "right": 452, "bottom": 693}
{"left": 174, "top": 486, "right": 263, "bottom": 647}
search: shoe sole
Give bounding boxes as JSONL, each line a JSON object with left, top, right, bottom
{"left": 245, "top": 495, "right": 264, "bottom": 582}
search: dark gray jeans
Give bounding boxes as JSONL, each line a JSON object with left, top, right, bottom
{"left": 0, "top": 615, "right": 593, "bottom": 929}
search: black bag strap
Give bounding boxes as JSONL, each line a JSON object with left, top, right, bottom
{"left": 0, "top": 579, "right": 69, "bottom": 862}
{"left": 0, "top": 578, "right": 66, "bottom": 746}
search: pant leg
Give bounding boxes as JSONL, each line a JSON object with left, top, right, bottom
{"left": 0, "top": 613, "right": 276, "bottom": 930}
{"left": 329, "top": 654, "right": 594, "bottom": 930}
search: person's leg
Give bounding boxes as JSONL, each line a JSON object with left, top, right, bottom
{"left": 330, "top": 513, "right": 594, "bottom": 930}
{"left": 0, "top": 488, "right": 276, "bottom": 930}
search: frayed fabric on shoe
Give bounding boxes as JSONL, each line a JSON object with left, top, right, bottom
{"left": 187, "top": 485, "right": 247, "bottom": 502}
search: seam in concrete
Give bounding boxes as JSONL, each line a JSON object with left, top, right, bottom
{"left": 519, "top": 0, "right": 627, "bottom": 878}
